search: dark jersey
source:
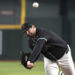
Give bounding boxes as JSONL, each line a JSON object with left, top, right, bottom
{"left": 28, "top": 28, "right": 68, "bottom": 62}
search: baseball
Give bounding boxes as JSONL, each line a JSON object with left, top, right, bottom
{"left": 32, "top": 2, "right": 39, "bottom": 8}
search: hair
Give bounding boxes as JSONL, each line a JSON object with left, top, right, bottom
{"left": 21, "top": 22, "right": 32, "bottom": 32}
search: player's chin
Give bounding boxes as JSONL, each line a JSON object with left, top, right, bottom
{"left": 27, "top": 34, "right": 34, "bottom": 37}
{"left": 27, "top": 35, "right": 31, "bottom": 37}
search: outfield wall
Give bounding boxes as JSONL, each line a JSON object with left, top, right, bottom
{"left": 0, "top": 0, "right": 75, "bottom": 60}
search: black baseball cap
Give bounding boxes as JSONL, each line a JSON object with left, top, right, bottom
{"left": 21, "top": 22, "right": 32, "bottom": 32}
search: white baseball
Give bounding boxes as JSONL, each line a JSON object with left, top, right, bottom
{"left": 32, "top": 2, "right": 39, "bottom": 8}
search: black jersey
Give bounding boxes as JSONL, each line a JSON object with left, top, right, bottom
{"left": 28, "top": 28, "right": 68, "bottom": 62}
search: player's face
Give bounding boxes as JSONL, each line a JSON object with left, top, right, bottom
{"left": 25, "top": 26, "right": 36, "bottom": 37}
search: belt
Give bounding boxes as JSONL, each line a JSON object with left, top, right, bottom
{"left": 66, "top": 45, "right": 69, "bottom": 54}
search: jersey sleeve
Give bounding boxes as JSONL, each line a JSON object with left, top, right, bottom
{"left": 28, "top": 38, "right": 34, "bottom": 50}
{"left": 28, "top": 38, "right": 47, "bottom": 63}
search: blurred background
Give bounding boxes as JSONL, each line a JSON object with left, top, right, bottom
{"left": 0, "top": 0, "right": 75, "bottom": 61}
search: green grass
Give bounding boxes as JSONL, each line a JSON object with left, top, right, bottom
{"left": 0, "top": 61, "right": 45, "bottom": 75}
{"left": 0, "top": 61, "right": 75, "bottom": 75}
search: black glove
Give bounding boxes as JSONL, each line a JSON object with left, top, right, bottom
{"left": 20, "top": 51, "right": 31, "bottom": 69}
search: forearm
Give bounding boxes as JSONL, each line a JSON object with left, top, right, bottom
{"left": 28, "top": 39, "right": 46, "bottom": 63}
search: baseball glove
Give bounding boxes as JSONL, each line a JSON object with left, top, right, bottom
{"left": 20, "top": 51, "right": 31, "bottom": 69}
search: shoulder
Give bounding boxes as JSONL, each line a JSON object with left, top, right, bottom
{"left": 37, "top": 28, "right": 51, "bottom": 40}
{"left": 37, "top": 28, "right": 48, "bottom": 31}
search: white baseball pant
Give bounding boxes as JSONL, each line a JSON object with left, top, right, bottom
{"left": 44, "top": 45, "right": 75, "bottom": 75}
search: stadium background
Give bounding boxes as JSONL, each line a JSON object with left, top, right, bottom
{"left": 0, "top": 0, "right": 75, "bottom": 61}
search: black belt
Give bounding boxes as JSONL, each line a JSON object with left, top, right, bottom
{"left": 66, "top": 47, "right": 69, "bottom": 54}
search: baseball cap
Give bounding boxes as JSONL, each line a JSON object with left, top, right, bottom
{"left": 21, "top": 22, "right": 32, "bottom": 32}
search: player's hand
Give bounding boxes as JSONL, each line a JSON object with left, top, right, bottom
{"left": 27, "top": 61, "right": 34, "bottom": 68}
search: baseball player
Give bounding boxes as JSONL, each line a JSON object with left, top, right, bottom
{"left": 21, "top": 22, "right": 75, "bottom": 75}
